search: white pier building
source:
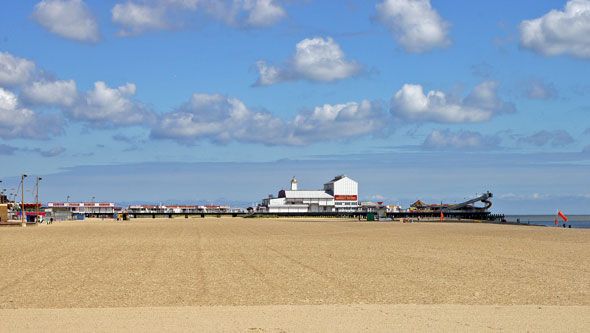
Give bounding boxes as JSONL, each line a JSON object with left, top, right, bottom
{"left": 261, "top": 175, "right": 359, "bottom": 213}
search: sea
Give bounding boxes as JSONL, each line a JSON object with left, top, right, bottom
{"left": 505, "top": 215, "right": 590, "bottom": 229}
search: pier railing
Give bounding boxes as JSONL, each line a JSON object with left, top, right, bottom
{"left": 125, "top": 211, "right": 504, "bottom": 221}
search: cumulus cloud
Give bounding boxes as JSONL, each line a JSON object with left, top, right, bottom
{"left": 244, "top": 0, "right": 287, "bottom": 27}
{"left": 0, "top": 51, "right": 37, "bottom": 87}
{"left": 253, "top": 61, "right": 292, "bottom": 86}
{"left": 519, "top": 130, "right": 574, "bottom": 146}
{"left": 0, "top": 51, "right": 151, "bottom": 133}
{"left": 292, "top": 37, "right": 363, "bottom": 82}
{"left": 151, "top": 93, "right": 288, "bottom": 144}
{"left": 422, "top": 129, "right": 500, "bottom": 150}
{"left": 288, "top": 100, "right": 386, "bottom": 144}
{"left": 67, "top": 81, "right": 153, "bottom": 127}
{"left": 390, "top": 81, "right": 515, "bottom": 123}
{"left": 254, "top": 37, "right": 364, "bottom": 86}
{"left": 151, "top": 93, "right": 384, "bottom": 145}
{"left": 523, "top": 79, "right": 557, "bottom": 100}
{"left": 519, "top": 0, "right": 590, "bottom": 59}
{"left": 0, "top": 88, "right": 63, "bottom": 140}
{"left": 375, "top": 0, "right": 451, "bottom": 53}
{"left": 21, "top": 79, "right": 78, "bottom": 106}
{"left": 111, "top": 0, "right": 287, "bottom": 35}
{"left": 111, "top": 2, "right": 168, "bottom": 36}
{"left": 31, "top": 0, "right": 100, "bottom": 43}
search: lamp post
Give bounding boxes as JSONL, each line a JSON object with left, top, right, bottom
{"left": 21, "top": 174, "right": 28, "bottom": 227}
{"left": 36, "top": 177, "right": 43, "bottom": 223}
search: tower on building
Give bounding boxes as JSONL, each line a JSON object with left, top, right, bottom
{"left": 291, "top": 177, "right": 298, "bottom": 191}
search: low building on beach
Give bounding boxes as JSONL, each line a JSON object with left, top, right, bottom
{"left": 0, "top": 203, "right": 44, "bottom": 222}
{"left": 46, "top": 202, "right": 121, "bottom": 220}
{"left": 124, "top": 204, "right": 232, "bottom": 215}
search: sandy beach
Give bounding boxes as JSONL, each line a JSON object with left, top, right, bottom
{"left": 1, "top": 217, "right": 589, "bottom": 331}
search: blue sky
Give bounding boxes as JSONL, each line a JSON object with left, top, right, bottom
{"left": 1, "top": 0, "right": 590, "bottom": 213}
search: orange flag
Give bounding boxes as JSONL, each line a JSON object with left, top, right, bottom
{"left": 440, "top": 211, "right": 444, "bottom": 222}
{"left": 558, "top": 211, "right": 568, "bottom": 222}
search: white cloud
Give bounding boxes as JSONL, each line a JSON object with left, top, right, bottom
{"left": 375, "top": 0, "right": 451, "bottom": 53}
{"left": 422, "top": 129, "right": 500, "bottom": 150}
{"left": 244, "top": 0, "right": 287, "bottom": 27}
{"left": 0, "top": 51, "right": 151, "bottom": 130}
{"left": 21, "top": 79, "right": 78, "bottom": 107}
{"left": 288, "top": 100, "right": 385, "bottom": 145}
{"left": 292, "top": 37, "right": 363, "bottom": 82}
{"left": 0, "top": 88, "right": 63, "bottom": 139}
{"left": 67, "top": 81, "right": 153, "bottom": 127}
{"left": 390, "top": 81, "right": 515, "bottom": 123}
{"left": 254, "top": 60, "right": 291, "bottom": 86}
{"left": 152, "top": 93, "right": 384, "bottom": 145}
{"left": 111, "top": 0, "right": 288, "bottom": 35}
{"left": 0, "top": 51, "right": 37, "bottom": 87}
{"left": 254, "top": 37, "right": 364, "bottom": 86}
{"left": 151, "top": 93, "right": 287, "bottom": 144}
{"left": 111, "top": 2, "right": 168, "bottom": 36}
{"left": 519, "top": 0, "right": 590, "bottom": 59}
{"left": 32, "top": 0, "right": 100, "bottom": 43}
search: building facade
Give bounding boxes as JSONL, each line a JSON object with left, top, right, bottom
{"left": 46, "top": 202, "right": 120, "bottom": 219}
{"left": 324, "top": 175, "right": 360, "bottom": 212}
{"left": 261, "top": 175, "right": 359, "bottom": 213}
{"left": 124, "top": 204, "right": 233, "bottom": 215}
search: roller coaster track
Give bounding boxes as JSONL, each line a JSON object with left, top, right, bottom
{"left": 477, "top": 199, "right": 492, "bottom": 211}
{"left": 443, "top": 191, "right": 493, "bottom": 212}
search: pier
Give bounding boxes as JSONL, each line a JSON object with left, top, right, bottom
{"left": 125, "top": 211, "right": 504, "bottom": 221}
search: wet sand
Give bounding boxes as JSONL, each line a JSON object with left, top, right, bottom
{"left": 1, "top": 217, "right": 589, "bottom": 331}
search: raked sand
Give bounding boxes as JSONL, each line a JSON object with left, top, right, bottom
{"left": 1, "top": 217, "right": 589, "bottom": 331}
